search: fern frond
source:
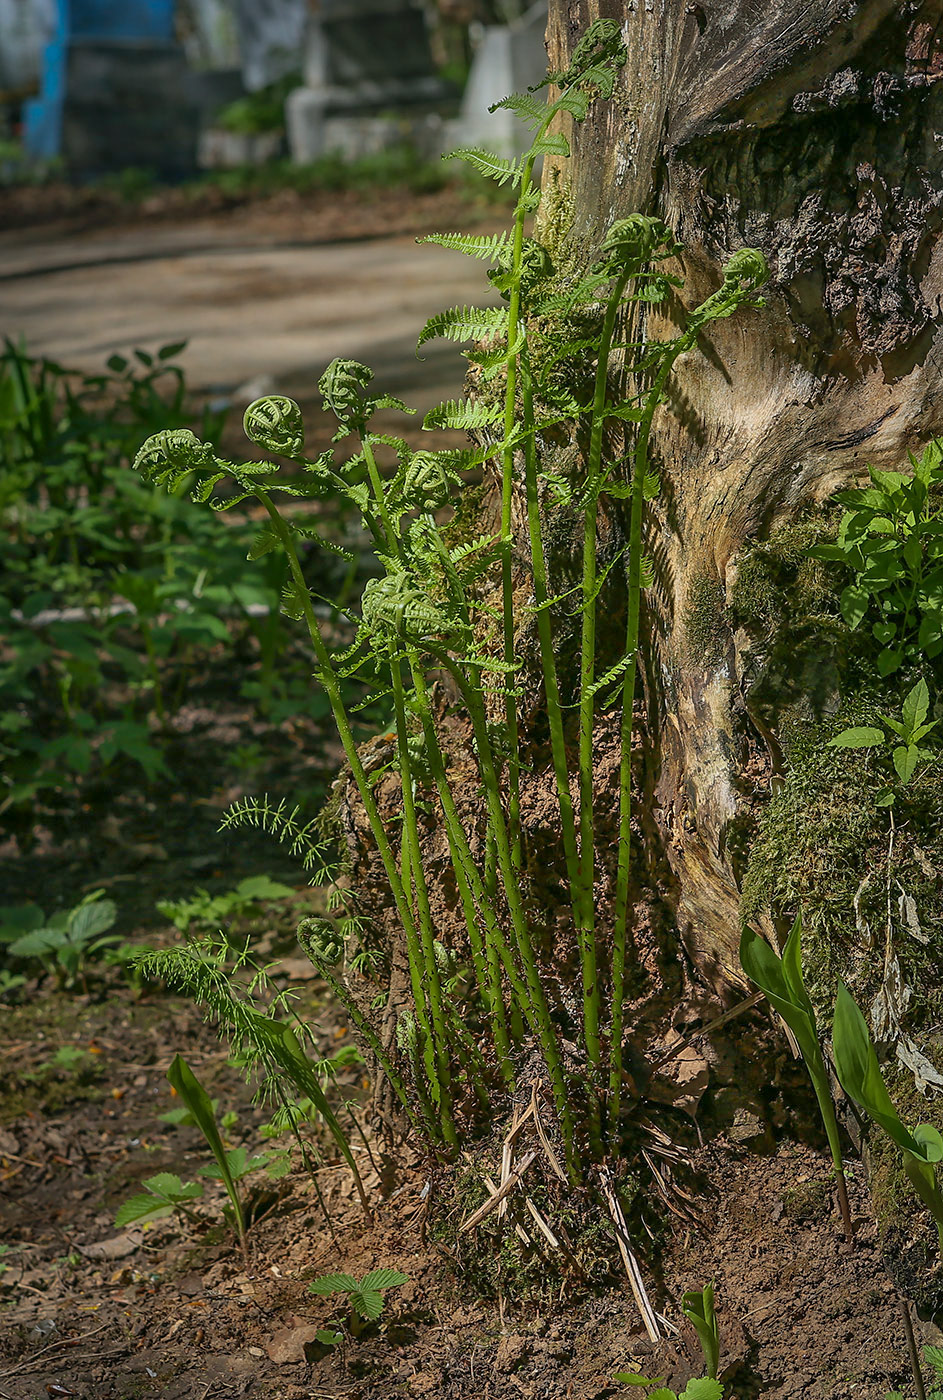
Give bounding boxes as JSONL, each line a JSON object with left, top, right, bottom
{"left": 417, "top": 306, "right": 509, "bottom": 352}
{"left": 589, "top": 648, "right": 638, "bottom": 700}
{"left": 488, "top": 90, "right": 548, "bottom": 128}
{"left": 448, "top": 532, "right": 501, "bottom": 565}
{"left": 442, "top": 147, "right": 523, "bottom": 187}
{"left": 531, "top": 133, "right": 570, "bottom": 159}
{"left": 423, "top": 398, "right": 504, "bottom": 431}
{"left": 554, "top": 89, "right": 590, "bottom": 121}
{"left": 418, "top": 231, "right": 513, "bottom": 264}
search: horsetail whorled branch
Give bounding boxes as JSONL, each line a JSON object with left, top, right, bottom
{"left": 132, "top": 18, "right": 767, "bottom": 1184}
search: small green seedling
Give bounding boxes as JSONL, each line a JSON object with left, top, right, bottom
{"left": 613, "top": 1374, "right": 722, "bottom": 1399}
{"left": 308, "top": 1268, "right": 409, "bottom": 1335}
{"left": 827, "top": 677, "right": 938, "bottom": 805}
{"left": 167, "top": 1053, "right": 253, "bottom": 1256}
{"left": 833, "top": 983, "right": 943, "bottom": 1254}
{"left": 682, "top": 1283, "right": 719, "bottom": 1380}
{"left": 198, "top": 1143, "right": 270, "bottom": 1187}
{"left": 616, "top": 1282, "right": 722, "bottom": 1396}
{"left": 740, "top": 917, "right": 853, "bottom": 1239}
{"left": 3, "top": 890, "right": 121, "bottom": 987}
{"left": 115, "top": 1172, "right": 204, "bottom": 1227}
{"left": 157, "top": 874, "right": 295, "bottom": 933}
{"left": 809, "top": 440, "right": 943, "bottom": 675}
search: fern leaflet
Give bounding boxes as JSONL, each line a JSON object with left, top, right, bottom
{"left": 417, "top": 305, "right": 509, "bottom": 351}
{"left": 423, "top": 398, "right": 504, "bottom": 431}
{"left": 442, "top": 147, "right": 523, "bottom": 187}
{"left": 418, "top": 231, "right": 513, "bottom": 264}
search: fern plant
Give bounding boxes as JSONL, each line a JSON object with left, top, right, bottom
{"left": 131, "top": 18, "right": 767, "bottom": 1185}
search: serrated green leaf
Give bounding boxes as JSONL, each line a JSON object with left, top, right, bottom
{"left": 893, "top": 744, "right": 918, "bottom": 784}
{"left": 839, "top": 583, "right": 869, "bottom": 629}
{"left": 308, "top": 1273, "right": 360, "bottom": 1296}
{"left": 442, "top": 148, "right": 523, "bottom": 187}
{"left": 115, "top": 1194, "right": 175, "bottom": 1227}
{"left": 901, "top": 678, "right": 930, "bottom": 735}
{"left": 360, "top": 1268, "right": 408, "bottom": 1292}
{"left": 680, "top": 1382, "right": 723, "bottom": 1400}
{"left": 418, "top": 231, "right": 512, "bottom": 264}
{"left": 422, "top": 398, "right": 504, "bottom": 431}
{"left": 351, "top": 1287, "right": 385, "bottom": 1320}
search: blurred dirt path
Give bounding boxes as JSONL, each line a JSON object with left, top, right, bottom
{"left": 0, "top": 219, "right": 497, "bottom": 414}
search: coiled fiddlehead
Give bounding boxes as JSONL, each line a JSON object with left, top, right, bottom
{"left": 134, "top": 428, "right": 218, "bottom": 483}
{"left": 402, "top": 451, "right": 459, "bottom": 513}
{"left": 361, "top": 573, "right": 464, "bottom": 647}
{"left": 244, "top": 395, "right": 305, "bottom": 457}
{"left": 297, "top": 916, "right": 344, "bottom": 969}
{"left": 319, "top": 358, "right": 374, "bottom": 433}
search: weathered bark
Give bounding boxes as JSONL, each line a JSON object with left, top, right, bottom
{"left": 541, "top": 0, "right": 943, "bottom": 986}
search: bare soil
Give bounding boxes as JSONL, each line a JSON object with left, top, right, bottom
{"left": 2, "top": 683, "right": 939, "bottom": 1399}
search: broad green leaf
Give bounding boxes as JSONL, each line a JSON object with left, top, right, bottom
{"left": 143, "top": 1172, "right": 185, "bottom": 1196}
{"left": 741, "top": 921, "right": 843, "bottom": 1171}
{"left": 839, "top": 583, "right": 869, "bottom": 629}
{"left": 832, "top": 984, "right": 930, "bottom": 1160}
{"left": 351, "top": 1287, "right": 385, "bottom": 1320}
{"left": 233, "top": 875, "right": 294, "bottom": 901}
{"left": 309, "top": 1273, "right": 360, "bottom": 1296}
{"left": 167, "top": 1054, "right": 244, "bottom": 1236}
{"left": 681, "top": 1282, "right": 718, "bottom": 1380}
{"left": 925, "top": 1343, "right": 943, "bottom": 1377}
{"left": 901, "top": 679, "right": 930, "bottom": 735}
{"left": 892, "top": 744, "right": 918, "bottom": 785}
{"left": 360, "top": 1269, "right": 408, "bottom": 1292}
{"left": 877, "top": 648, "right": 903, "bottom": 676}
{"left": 680, "top": 1382, "right": 723, "bottom": 1400}
{"left": 68, "top": 892, "right": 117, "bottom": 945}
{"left": 115, "top": 1194, "right": 175, "bottom": 1227}
{"left": 316, "top": 1329, "right": 342, "bottom": 1346}
{"left": 826, "top": 727, "right": 884, "bottom": 749}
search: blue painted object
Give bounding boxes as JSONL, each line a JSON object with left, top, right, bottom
{"left": 23, "top": 0, "right": 177, "bottom": 159}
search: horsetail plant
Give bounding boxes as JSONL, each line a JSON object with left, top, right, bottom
{"left": 740, "top": 918, "right": 853, "bottom": 1240}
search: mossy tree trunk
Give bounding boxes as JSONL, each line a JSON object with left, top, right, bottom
{"left": 536, "top": 0, "right": 943, "bottom": 987}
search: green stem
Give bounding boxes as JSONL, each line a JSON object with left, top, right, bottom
{"left": 497, "top": 93, "right": 564, "bottom": 868}
{"left": 406, "top": 655, "right": 516, "bottom": 1087}
{"left": 255, "top": 488, "right": 452, "bottom": 1150}
{"left": 433, "top": 649, "right": 577, "bottom": 1169}
{"left": 389, "top": 643, "right": 458, "bottom": 1147}
{"left": 519, "top": 350, "right": 582, "bottom": 937}
{"left": 357, "top": 448, "right": 460, "bottom": 1146}
{"left": 577, "top": 268, "right": 631, "bottom": 1077}
{"left": 609, "top": 335, "right": 694, "bottom": 1123}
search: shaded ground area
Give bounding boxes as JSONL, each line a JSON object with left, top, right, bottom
{"left": 0, "top": 964, "right": 933, "bottom": 1400}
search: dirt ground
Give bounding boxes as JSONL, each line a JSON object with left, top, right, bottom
{"left": 2, "top": 185, "right": 941, "bottom": 1399}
